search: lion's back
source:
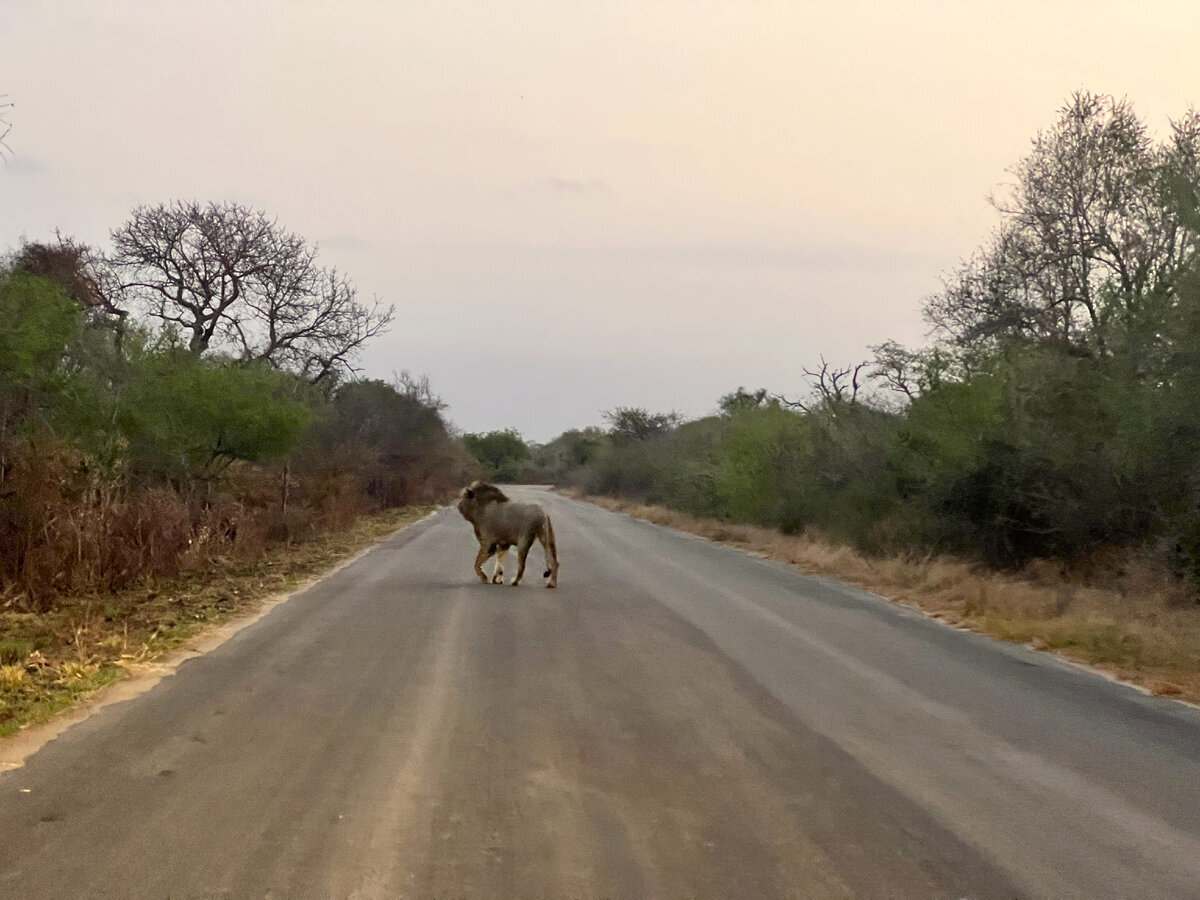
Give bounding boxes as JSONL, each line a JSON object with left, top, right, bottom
{"left": 483, "top": 500, "right": 548, "bottom": 542}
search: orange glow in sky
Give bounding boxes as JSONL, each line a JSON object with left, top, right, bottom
{"left": 3, "top": 1, "right": 1198, "bottom": 438}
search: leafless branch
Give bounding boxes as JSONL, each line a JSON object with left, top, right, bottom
{"left": 0, "top": 95, "right": 13, "bottom": 162}
{"left": 12, "top": 233, "right": 130, "bottom": 324}
{"left": 110, "top": 201, "right": 394, "bottom": 381}
{"left": 393, "top": 370, "right": 447, "bottom": 411}
{"left": 931, "top": 91, "right": 1199, "bottom": 360}
{"left": 776, "top": 357, "right": 869, "bottom": 413}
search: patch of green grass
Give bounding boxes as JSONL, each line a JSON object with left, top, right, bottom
{"left": 1043, "top": 624, "right": 1146, "bottom": 668}
{"left": 0, "top": 635, "right": 51, "bottom": 665}
{"left": 0, "top": 664, "right": 124, "bottom": 738}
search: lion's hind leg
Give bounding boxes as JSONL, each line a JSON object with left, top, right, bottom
{"left": 491, "top": 544, "right": 508, "bottom": 584}
{"left": 512, "top": 535, "right": 534, "bottom": 586}
{"left": 539, "top": 517, "right": 559, "bottom": 588}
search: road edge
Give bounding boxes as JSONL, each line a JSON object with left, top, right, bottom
{"left": 563, "top": 492, "right": 1200, "bottom": 714}
{"left": 0, "top": 509, "right": 441, "bottom": 776}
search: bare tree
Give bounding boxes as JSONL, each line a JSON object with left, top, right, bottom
{"left": 777, "top": 357, "right": 869, "bottom": 413}
{"left": 869, "top": 341, "right": 922, "bottom": 403}
{"left": 869, "top": 340, "right": 960, "bottom": 404}
{"left": 241, "top": 264, "right": 393, "bottom": 385}
{"left": 110, "top": 200, "right": 393, "bottom": 382}
{"left": 392, "top": 370, "right": 447, "bottom": 411}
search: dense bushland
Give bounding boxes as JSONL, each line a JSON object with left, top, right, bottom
{"left": 462, "top": 428, "right": 533, "bottom": 482}
{"left": 538, "top": 94, "right": 1200, "bottom": 584}
{"left": 0, "top": 208, "right": 476, "bottom": 610}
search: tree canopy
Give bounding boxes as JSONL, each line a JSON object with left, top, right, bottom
{"left": 110, "top": 200, "right": 394, "bottom": 383}
{"left": 463, "top": 429, "right": 531, "bottom": 482}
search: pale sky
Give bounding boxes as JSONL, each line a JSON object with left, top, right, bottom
{"left": 2, "top": 1, "right": 1198, "bottom": 440}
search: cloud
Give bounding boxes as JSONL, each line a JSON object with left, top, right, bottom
{"left": 318, "top": 234, "right": 372, "bottom": 252}
{"left": 2, "top": 155, "right": 46, "bottom": 176}
{"left": 633, "top": 241, "right": 946, "bottom": 273}
{"left": 540, "top": 176, "right": 611, "bottom": 196}
{"left": 398, "top": 238, "right": 945, "bottom": 274}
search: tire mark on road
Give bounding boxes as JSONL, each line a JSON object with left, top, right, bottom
{"left": 331, "top": 596, "right": 466, "bottom": 900}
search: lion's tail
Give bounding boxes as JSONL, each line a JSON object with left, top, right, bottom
{"left": 542, "top": 515, "right": 557, "bottom": 579}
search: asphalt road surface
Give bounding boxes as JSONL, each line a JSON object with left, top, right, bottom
{"left": 2, "top": 487, "right": 1200, "bottom": 899}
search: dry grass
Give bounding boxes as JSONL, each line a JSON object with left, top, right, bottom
{"left": 0, "top": 506, "right": 433, "bottom": 737}
{"left": 573, "top": 493, "right": 1200, "bottom": 705}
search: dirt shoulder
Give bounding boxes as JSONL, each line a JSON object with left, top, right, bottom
{"left": 0, "top": 506, "right": 434, "bottom": 745}
{"left": 569, "top": 492, "right": 1200, "bottom": 706}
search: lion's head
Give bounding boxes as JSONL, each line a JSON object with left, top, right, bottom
{"left": 456, "top": 480, "right": 509, "bottom": 525}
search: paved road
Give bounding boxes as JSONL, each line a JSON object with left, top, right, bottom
{"left": 2, "top": 487, "right": 1200, "bottom": 899}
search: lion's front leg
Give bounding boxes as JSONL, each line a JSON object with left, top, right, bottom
{"left": 473, "top": 544, "right": 492, "bottom": 583}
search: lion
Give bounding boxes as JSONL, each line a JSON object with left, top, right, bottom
{"left": 456, "top": 481, "right": 559, "bottom": 588}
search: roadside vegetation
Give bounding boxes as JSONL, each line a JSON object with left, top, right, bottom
{"left": 1, "top": 201, "right": 477, "bottom": 733}
{"left": 521, "top": 93, "right": 1200, "bottom": 697}
{"left": 462, "top": 428, "right": 534, "bottom": 482}
{"left": 576, "top": 494, "right": 1200, "bottom": 703}
{"left": 0, "top": 506, "right": 432, "bottom": 737}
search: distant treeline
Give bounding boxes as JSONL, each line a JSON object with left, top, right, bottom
{"left": 0, "top": 201, "right": 477, "bottom": 609}
{"left": 523, "top": 93, "right": 1200, "bottom": 582}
